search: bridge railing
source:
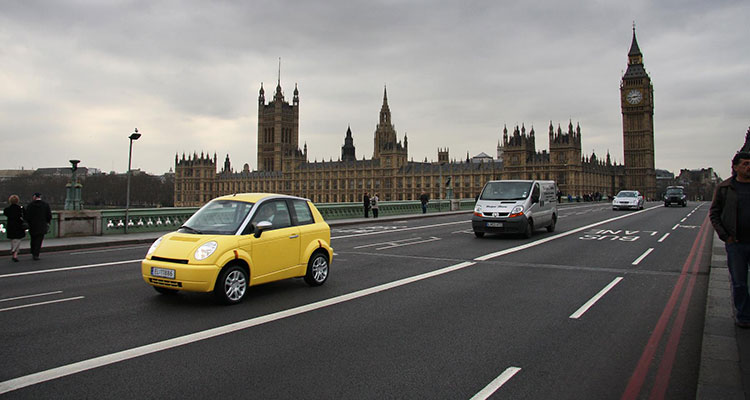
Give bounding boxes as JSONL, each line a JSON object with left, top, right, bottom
{"left": 100, "top": 208, "right": 200, "bottom": 235}
{"left": 0, "top": 199, "right": 475, "bottom": 240}
{"left": 0, "top": 214, "right": 59, "bottom": 240}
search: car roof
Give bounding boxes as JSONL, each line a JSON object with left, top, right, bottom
{"left": 212, "top": 193, "right": 310, "bottom": 203}
{"left": 617, "top": 190, "right": 639, "bottom": 194}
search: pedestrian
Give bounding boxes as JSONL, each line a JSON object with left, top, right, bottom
{"left": 371, "top": 193, "right": 379, "bottom": 218}
{"left": 420, "top": 192, "right": 429, "bottom": 214}
{"left": 710, "top": 151, "right": 750, "bottom": 328}
{"left": 24, "top": 192, "right": 52, "bottom": 261}
{"left": 3, "top": 195, "right": 26, "bottom": 262}
{"left": 363, "top": 192, "right": 370, "bottom": 218}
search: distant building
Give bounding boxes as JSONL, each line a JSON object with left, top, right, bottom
{"left": 655, "top": 169, "right": 676, "bottom": 195}
{"left": 621, "top": 27, "right": 657, "bottom": 199}
{"left": 174, "top": 30, "right": 655, "bottom": 206}
{"left": 741, "top": 126, "right": 750, "bottom": 153}
{"left": 34, "top": 167, "right": 89, "bottom": 177}
{"left": 675, "top": 168, "right": 721, "bottom": 201}
{"left": 0, "top": 169, "right": 34, "bottom": 181}
{"left": 471, "top": 152, "right": 494, "bottom": 163}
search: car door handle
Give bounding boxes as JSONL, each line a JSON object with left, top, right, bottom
{"left": 289, "top": 234, "right": 299, "bottom": 239}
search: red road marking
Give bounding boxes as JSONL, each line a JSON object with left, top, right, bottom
{"left": 648, "top": 215, "right": 709, "bottom": 399}
{"left": 621, "top": 215, "right": 710, "bottom": 400}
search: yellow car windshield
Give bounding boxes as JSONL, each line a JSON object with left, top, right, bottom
{"left": 181, "top": 200, "right": 255, "bottom": 235}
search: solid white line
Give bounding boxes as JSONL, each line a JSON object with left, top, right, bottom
{"left": 70, "top": 246, "right": 148, "bottom": 255}
{"left": 672, "top": 224, "right": 679, "bottom": 230}
{"left": 0, "top": 291, "right": 63, "bottom": 303}
{"left": 569, "top": 277, "right": 624, "bottom": 319}
{"left": 0, "top": 261, "right": 476, "bottom": 394}
{"left": 332, "top": 220, "right": 469, "bottom": 239}
{"left": 0, "top": 297, "right": 84, "bottom": 313}
{"left": 0, "top": 260, "right": 141, "bottom": 279}
{"left": 632, "top": 248, "right": 654, "bottom": 265}
{"left": 657, "top": 233, "right": 670, "bottom": 243}
{"left": 474, "top": 205, "right": 660, "bottom": 261}
{"left": 470, "top": 367, "right": 522, "bottom": 400}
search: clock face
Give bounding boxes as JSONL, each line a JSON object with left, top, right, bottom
{"left": 626, "top": 89, "right": 643, "bottom": 105}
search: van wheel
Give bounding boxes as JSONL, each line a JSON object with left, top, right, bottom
{"left": 546, "top": 215, "right": 556, "bottom": 232}
{"left": 524, "top": 220, "right": 534, "bottom": 239}
{"left": 214, "top": 265, "right": 248, "bottom": 305}
{"left": 304, "top": 252, "right": 329, "bottom": 286}
{"left": 474, "top": 231, "right": 484, "bottom": 238}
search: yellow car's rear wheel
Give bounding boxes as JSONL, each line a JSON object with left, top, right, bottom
{"left": 304, "top": 252, "right": 329, "bottom": 286}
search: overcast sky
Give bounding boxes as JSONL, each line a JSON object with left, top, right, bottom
{"left": 1, "top": 0, "right": 748, "bottom": 180}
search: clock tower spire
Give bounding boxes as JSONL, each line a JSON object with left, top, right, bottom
{"left": 621, "top": 26, "right": 656, "bottom": 199}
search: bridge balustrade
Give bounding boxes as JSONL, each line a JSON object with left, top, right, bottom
{"left": 1, "top": 199, "right": 475, "bottom": 241}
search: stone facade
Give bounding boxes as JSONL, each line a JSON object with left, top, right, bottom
{"left": 174, "top": 88, "right": 624, "bottom": 206}
{"left": 174, "top": 31, "right": 654, "bottom": 207}
{"left": 621, "top": 28, "right": 657, "bottom": 199}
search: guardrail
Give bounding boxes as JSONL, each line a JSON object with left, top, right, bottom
{"left": 0, "top": 214, "right": 59, "bottom": 240}
{"left": 316, "top": 199, "right": 474, "bottom": 220}
{"left": 99, "top": 208, "right": 200, "bottom": 235}
{"left": 0, "top": 199, "right": 476, "bottom": 240}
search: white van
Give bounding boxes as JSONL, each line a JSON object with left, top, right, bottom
{"left": 472, "top": 180, "right": 558, "bottom": 238}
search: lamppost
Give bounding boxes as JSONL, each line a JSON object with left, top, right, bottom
{"left": 125, "top": 128, "right": 141, "bottom": 234}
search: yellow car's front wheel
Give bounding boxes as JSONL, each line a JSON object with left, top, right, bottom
{"left": 215, "top": 265, "right": 248, "bottom": 304}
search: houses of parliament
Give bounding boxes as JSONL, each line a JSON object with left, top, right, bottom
{"left": 174, "top": 30, "right": 656, "bottom": 207}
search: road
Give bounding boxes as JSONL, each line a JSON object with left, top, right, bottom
{"left": 0, "top": 202, "right": 712, "bottom": 399}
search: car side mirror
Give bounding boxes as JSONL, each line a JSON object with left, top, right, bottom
{"left": 254, "top": 221, "right": 273, "bottom": 238}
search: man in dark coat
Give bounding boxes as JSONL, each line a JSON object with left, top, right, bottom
{"left": 711, "top": 152, "right": 750, "bottom": 328}
{"left": 24, "top": 192, "right": 52, "bottom": 260}
{"left": 420, "top": 192, "right": 429, "bottom": 214}
{"left": 363, "top": 192, "right": 370, "bottom": 218}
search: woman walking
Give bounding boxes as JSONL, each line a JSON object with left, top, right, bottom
{"left": 371, "top": 193, "right": 380, "bottom": 218}
{"left": 3, "top": 195, "right": 26, "bottom": 262}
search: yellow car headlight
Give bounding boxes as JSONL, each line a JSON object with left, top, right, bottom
{"left": 147, "top": 236, "right": 164, "bottom": 256}
{"left": 194, "top": 241, "right": 218, "bottom": 261}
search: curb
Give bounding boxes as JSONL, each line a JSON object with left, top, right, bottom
{"left": 696, "top": 232, "right": 746, "bottom": 399}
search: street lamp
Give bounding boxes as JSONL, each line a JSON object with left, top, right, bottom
{"left": 125, "top": 128, "right": 141, "bottom": 234}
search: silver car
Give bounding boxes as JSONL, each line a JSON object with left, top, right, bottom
{"left": 612, "top": 190, "right": 644, "bottom": 210}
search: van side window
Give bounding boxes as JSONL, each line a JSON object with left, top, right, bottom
{"left": 532, "top": 183, "right": 540, "bottom": 199}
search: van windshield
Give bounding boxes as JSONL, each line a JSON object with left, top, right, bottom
{"left": 480, "top": 182, "right": 532, "bottom": 201}
{"left": 180, "top": 200, "right": 255, "bottom": 235}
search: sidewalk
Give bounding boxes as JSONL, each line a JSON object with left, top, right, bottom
{"left": 2, "top": 209, "right": 747, "bottom": 397}
{"left": 696, "top": 233, "right": 750, "bottom": 399}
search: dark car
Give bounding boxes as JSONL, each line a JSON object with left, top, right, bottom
{"left": 664, "top": 186, "right": 687, "bottom": 207}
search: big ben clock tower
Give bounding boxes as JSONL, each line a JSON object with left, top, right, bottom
{"left": 621, "top": 27, "right": 656, "bottom": 199}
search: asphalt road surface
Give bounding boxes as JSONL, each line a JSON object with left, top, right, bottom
{"left": 0, "top": 202, "right": 712, "bottom": 399}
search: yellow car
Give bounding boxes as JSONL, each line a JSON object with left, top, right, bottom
{"left": 141, "top": 193, "right": 333, "bottom": 304}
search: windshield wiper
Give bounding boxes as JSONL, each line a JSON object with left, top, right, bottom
{"left": 179, "top": 225, "right": 203, "bottom": 234}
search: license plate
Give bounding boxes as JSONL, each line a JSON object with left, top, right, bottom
{"left": 487, "top": 222, "right": 503, "bottom": 227}
{"left": 151, "top": 267, "right": 175, "bottom": 279}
